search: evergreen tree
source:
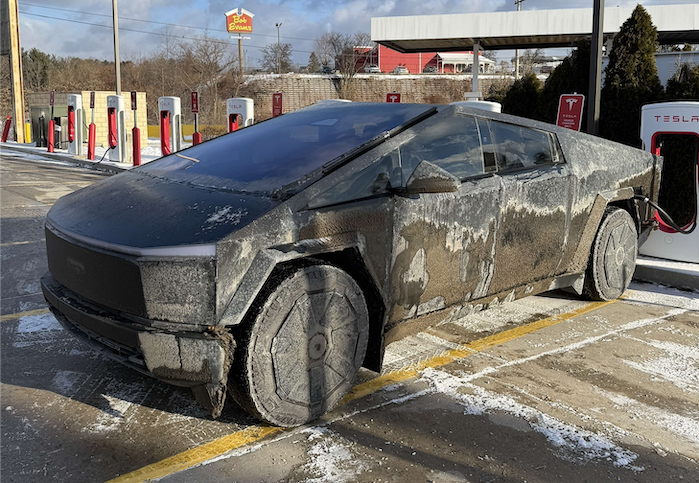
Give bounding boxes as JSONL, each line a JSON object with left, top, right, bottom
{"left": 600, "top": 5, "right": 663, "bottom": 147}
{"left": 501, "top": 72, "right": 542, "bottom": 119}
{"left": 308, "top": 52, "right": 320, "bottom": 73}
{"left": 666, "top": 63, "right": 699, "bottom": 99}
{"left": 535, "top": 41, "right": 590, "bottom": 125}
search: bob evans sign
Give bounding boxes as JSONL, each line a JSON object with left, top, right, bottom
{"left": 225, "top": 7, "right": 254, "bottom": 34}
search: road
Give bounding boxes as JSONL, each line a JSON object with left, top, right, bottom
{"left": 1, "top": 147, "right": 698, "bottom": 483}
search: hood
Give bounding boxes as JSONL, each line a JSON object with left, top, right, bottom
{"left": 47, "top": 171, "right": 280, "bottom": 251}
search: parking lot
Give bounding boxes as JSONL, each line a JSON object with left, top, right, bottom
{"left": 2, "top": 149, "right": 698, "bottom": 483}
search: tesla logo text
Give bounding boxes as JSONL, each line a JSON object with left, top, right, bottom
{"left": 654, "top": 115, "right": 699, "bottom": 123}
{"left": 565, "top": 98, "right": 578, "bottom": 110}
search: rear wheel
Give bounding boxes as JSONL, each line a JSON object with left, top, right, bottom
{"left": 234, "top": 264, "right": 369, "bottom": 427}
{"left": 584, "top": 208, "right": 638, "bottom": 301}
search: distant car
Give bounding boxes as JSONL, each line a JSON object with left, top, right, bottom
{"left": 392, "top": 66, "right": 409, "bottom": 74}
{"left": 364, "top": 64, "right": 381, "bottom": 73}
{"left": 42, "top": 102, "right": 661, "bottom": 428}
{"left": 320, "top": 65, "right": 335, "bottom": 74}
{"left": 423, "top": 66, "right": 439, "bottom": 73}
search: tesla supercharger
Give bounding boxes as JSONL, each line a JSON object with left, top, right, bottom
{"left": 67, "top": 94, "right": 83, "bottom": 156}
{"left": 106, "top": 95, "right": 128, "bottom": 163}
{"left": 639, "top": 101, "right": 699, "bottom": 263}
{"left": 226, "top": 98, "right": 254, "bottom": 132}
{"left": 158, "top": 96, "right": 182, "bottom": 156}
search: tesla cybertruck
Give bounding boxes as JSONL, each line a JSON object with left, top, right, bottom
{"left": 42, "top": 102, "right": 661, "bottom": 426}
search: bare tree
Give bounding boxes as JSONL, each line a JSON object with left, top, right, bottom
{"left": 314, "top": 31, "right": 373, "bottom": 98}
{"left": 513, "top": 48, "right": 545, "bottom": 74}
{"left": 261, "top": 43, "right": 294, "bottom": 73}
{"left": 177, "top": 34, "right": 236, "bottom": 120}
{"left": 314, "top": 32, "right": 342, "bottom": 67}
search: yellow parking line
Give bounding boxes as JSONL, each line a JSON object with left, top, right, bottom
{"left": 0, "top": 239, "right": 44, "bottom": 247}
{"left": 0, "top": 307, "right": 49, "bottom": 322}
{"left": 106, "top": 298, "right": 617, "bottom": 483}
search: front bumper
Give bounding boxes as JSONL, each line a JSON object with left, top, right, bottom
{"left": 41, "top": 272, "right": 235, "bottom": 391}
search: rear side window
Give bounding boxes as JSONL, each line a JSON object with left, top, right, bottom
{"left": 400, "top": 114, "right": 486, "bottom": 180}
{"left": 478, "top": 119, "right": 558, "bottom": 172}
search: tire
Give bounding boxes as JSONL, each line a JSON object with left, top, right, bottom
{"left": 234, "top": 264, "right": 369, "bottom": 427}
{"left": 584, "top": 208, "right": 638, "bottom": 301}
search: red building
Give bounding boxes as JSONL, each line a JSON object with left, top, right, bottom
{"left": 356, "top": 45, "right": 495, "bottom": 74}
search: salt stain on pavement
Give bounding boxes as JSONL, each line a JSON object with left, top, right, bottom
{"left": 299, "top": 427, "right": 369, "bottom": 483}
{"left": 12, "top": 312, "right": 66, "bottom": 348}
{"left": 622, "top": 338, "right": 699, "bottom": 392}
{"left": 596, "top": 389, "right": 699, "bottom": 450}
{"left": 16, "top": 312, "right": 61, "bottom": 333}
{"left": 422, "top": 368, "right": 645, "bottom": 470}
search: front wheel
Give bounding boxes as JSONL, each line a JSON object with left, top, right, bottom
{"left": 233, "top": 264, "right": 369, "bottom": 427}
{"left": 584, "top": 207, "right": 638, "bottom": 301}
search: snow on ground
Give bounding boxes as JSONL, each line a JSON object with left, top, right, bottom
{"left": 626, "top": 281, "right": 699, "bottom": 311}
{"left": 422, "top": 368, "right": 644, "bottom": 470}
{"left": 299, "top": 427, "right": 369, "bottom": 483}
{"left": 16, "top": 312, "right": 62, "bottom": 333}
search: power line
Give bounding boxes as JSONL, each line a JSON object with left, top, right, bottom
{"left": 19, "top": 11, "right": 317, "bottom": 56}
{"left": 19, "top": 10, "right": 368, "bottom": 63}
{"left": 18, "top": 2, "right": 316, "bottom": 43}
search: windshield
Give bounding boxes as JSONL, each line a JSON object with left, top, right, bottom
{"left": 139, "top": 102, "right": 434, "bottom": 194}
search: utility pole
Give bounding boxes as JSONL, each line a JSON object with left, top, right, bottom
{"left": 587, "top": 0, "right": 604, "bottom": 135}
{"left": 276, "top": 23, "right": 282, "bottom": 74}
{"left": 6, "top": 0, "right": 25, "bottom": 142}
{"left": 112, "top": 0, "right": 121, "bottom": 95}
{"left": 239, "top": 37, "right": 244, "bottom": 76}
{"left": 514, "top": 0, "right": 525, "bottom": 79}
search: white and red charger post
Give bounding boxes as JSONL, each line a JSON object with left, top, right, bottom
{"left": 191, "top": 92, "right": 201, "bottom": 145}
{"left": 158, "top": 96, "right": 182, "bottom": 156}
{"left": 47, "top": 91, "right": 55, "bottom": 153}
{"left": 67, "top": 94, "right": 83, "bottom": 156}
{"left": 226, "top": 98, "right": 254, "bottom": 132}
{"left": 131, "top": 92, "right": 141, "bottom": 166}
{"left": 639, "top": 101, "right": 699, "bottom": 264}
{"left": 87, "top": 91, "right": 96, "bottom": 160}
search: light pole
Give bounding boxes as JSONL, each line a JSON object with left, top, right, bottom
{"left": 275, "top": 23, "right": 282, "bottom": 74}
{"left": 112, "top": 0, "right": 121, "bottom": 95}
{"left": 514, "top": 0, "right": 525, "bottom": 79}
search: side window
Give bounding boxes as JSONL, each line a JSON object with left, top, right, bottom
{"left": 308, "top": 150, "right": 402, "bottom": 209}
{"left": 481, "top": 119, "right": 557, "bottom": 172}
{"left": 400, "top": 115, "right": 486, "bottom": 180}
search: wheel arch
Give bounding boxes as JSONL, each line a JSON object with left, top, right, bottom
{"left": 232, "top": 246, "right": 386, "bottom": 373}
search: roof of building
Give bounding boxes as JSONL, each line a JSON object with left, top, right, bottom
{"left": 437, "top": 52, "right": 496, "bottom": 64}
{"left": 371, "top": 4, "right": 699, "bottom": 52}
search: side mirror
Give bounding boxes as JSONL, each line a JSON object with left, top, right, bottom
{"left": 404, "top": 160, "right": 461, "bottom": 194}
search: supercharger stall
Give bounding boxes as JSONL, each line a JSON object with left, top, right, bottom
{"left": 66, "top": 94, "right": 83, "bottom": 156}
{"left": 106, "top": 95, "right": 128, "bottom": 163}
{"left": 158, "top": 96, "right": 183, "bottom": 156}
{"left": 639, "top": 101, "right": 699, "bottom": 264}
{"left": 226, "top": 98, "right": 254, "bottom": 132}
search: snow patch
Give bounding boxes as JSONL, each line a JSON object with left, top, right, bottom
{"left": 422, "top": 368, "right": 643, "bottom": 470}
{"left": 16, "top": 313, "right": 62, "bottom": 333}
{"left": 52, "top": 370, "right": 83, "bottom": 395}
{"left": 626, "top": 282, "right": 699, "bottom": 311}
{"left": 300, "top": 427, "right": 368, "bottom": 483}
{"left": 598, "top": 389, "right": 699, "bottom": 446}
{"left": 203, "top": 206, "right": 248, "bottom": 229}
{"left": 622, "top": 339, "right": 699, "bottom": 392}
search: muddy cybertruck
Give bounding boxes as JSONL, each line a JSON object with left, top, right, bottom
{"left": 42, "top": 102, "right": 662, "bottom": 427}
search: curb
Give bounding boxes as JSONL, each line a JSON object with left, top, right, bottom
{"left": 633, "top": 265, "right": 699, "bottom": 292}
{"left": 0, "top": 144, "right": 128, "bottom": 174}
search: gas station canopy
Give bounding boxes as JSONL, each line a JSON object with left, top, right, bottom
{"left": 371, "top": 4, "right": 699, "bottom": 52}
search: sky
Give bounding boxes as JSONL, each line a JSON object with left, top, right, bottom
{"left": 17, "top": 0, "right": 698, "bottom": 67}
